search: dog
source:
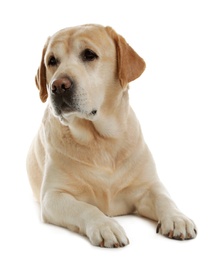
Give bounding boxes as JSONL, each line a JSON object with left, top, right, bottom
{"left": 26, "top": 24, "right": 197, "bottom": 247}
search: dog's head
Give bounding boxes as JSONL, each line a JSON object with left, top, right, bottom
{"left": 35, "top": 24, "right": 145, "bottom": 124}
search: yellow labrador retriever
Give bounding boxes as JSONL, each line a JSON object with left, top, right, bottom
{"left": 26, "top": 24, "right": 197, "bottom": 247}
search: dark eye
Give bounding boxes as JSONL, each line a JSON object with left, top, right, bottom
{"left": 82, "top": 49, "right": 98, "bottom": 61}
{"left": 48, "top": 56, "right": 59, "bottom": 66}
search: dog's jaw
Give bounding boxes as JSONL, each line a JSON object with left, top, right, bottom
{"left": 56, "top": 90, "right": 130, "bottom": 142}
{"left": 49, "top": 101, "right": 99, "bottom": 126}
{"left": 51, "top": 106, "right": 126, "bottom": 144}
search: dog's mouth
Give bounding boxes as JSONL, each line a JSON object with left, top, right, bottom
{"left": 51, "top": 100, "right": 98, "bottom": 122}
{"left": 49, "top": 80, "right": 98, "bottom": 122}
{"left": 56, "top": 102, "right": 75, "bottom": 114}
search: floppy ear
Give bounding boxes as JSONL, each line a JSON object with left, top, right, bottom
{"left": 106, "top": 27, "right": 146, "bottom": 87}
{"left": 35, "top": 41, "right": 49, "bottom": 102}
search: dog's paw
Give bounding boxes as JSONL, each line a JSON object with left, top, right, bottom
{"left": 156, "top": 214, "right": 197, "bottom": 240}
{"left": 86, "top": 217, "right": 129, "bottom": 248}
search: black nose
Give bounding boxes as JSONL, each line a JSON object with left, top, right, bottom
{"left": 51, "top": 77, "right": 72, "bottom": 95}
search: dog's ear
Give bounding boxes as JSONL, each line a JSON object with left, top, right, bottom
{"left": 106, "top": 27, "right": 146, "bottom": 87}
{"left": 35, "top": 40, "right": 49, "bottom": 102}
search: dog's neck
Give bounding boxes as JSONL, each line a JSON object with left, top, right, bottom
{"left": 67, "top": 116, "right": 121, "bottom": 144}
{"left": 67, "top": 111, "right": 128, "bottom": 145}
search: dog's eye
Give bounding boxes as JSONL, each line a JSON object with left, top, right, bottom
{"left": 48, "top": 56, "right": 59, "bottom": 66}
{"left": 82, "top": 49, "right": 98, "bottom": 61}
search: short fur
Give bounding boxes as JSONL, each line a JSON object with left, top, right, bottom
{"left": 27, "top": 24, "right": 197, "bottom": 247}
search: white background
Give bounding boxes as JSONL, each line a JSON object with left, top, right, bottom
{"left": 1, "top": 0, "right": 216, "bottom": 259}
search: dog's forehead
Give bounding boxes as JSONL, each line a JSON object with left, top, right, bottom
{"left": 48, "top": 25, "right": 114, "bottom": 53}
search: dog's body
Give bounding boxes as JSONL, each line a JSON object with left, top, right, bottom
{"left": 27, "top": 24, "right": 197, "bottom": 247}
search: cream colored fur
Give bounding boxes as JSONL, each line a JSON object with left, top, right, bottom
{"left": 27, "top": 24, "right": 197, "bottom": 247}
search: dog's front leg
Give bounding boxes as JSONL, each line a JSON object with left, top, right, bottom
{"left": 41, "top": 190, "right": 129, "bottom": 247}
{"left": 137, "top": 180, "right": 197, "bottom": 240}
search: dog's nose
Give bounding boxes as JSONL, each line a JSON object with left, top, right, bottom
{"left": 51, "top": 77, "right": 72, "bottom": 94}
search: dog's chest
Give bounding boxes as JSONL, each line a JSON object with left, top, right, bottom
{"left": 59, "top": 157, "right": 135, "bottom": 216}
{"left": 49, "top": 122, "right": 137, "bottom": 215}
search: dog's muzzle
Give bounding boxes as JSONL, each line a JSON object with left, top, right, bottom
{"left": 50, "top": 76, "right": 97, "bottom": 118}
{"left": 50, "top": 76, "right": 77, "bottom": 115}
